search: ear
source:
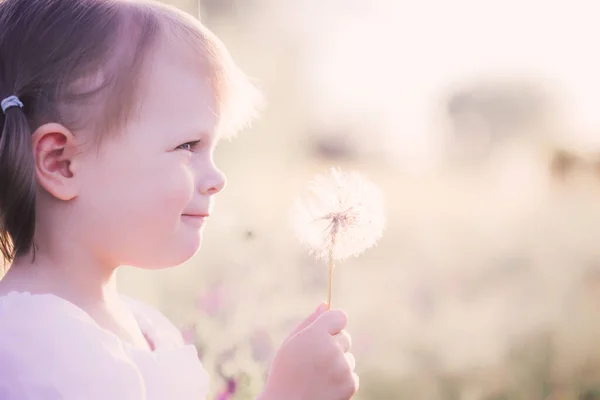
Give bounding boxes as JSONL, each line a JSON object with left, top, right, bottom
{"left": 32, "top": 122, "right": 81, "bottom": 201}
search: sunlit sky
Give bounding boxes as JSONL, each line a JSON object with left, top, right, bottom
{"left": 256, "top": 0, "right": 600, "bottom": 168}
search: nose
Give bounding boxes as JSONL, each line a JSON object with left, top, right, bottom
{"left": 199, "top": 164, "right": 227, "bottom": 196}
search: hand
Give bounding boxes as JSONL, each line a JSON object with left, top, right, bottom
{"left": 261, "top": 303, "right": 359, "bottom": 400}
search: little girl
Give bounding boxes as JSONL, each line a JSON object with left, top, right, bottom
{"left": 0, "top": 0, "right": 358, "bottom": 399}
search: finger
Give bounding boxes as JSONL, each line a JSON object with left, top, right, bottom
{"left": 313, "top": 309, "right": 348, "bottom": 335}
{"left": 334, "top": 330, "right": 352, "bottom": 353}
{"left": 286, "top": 302, "right": 327, "bottom": 339}
{"left": 345, "top": 353, "right": 356, "bottom": 371}
{"left": 352, "top": 372, "right": 360, "bottom": 392}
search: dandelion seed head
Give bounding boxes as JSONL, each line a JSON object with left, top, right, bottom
{"left": 292, "top": 168, "right": 385, "bottom": 261}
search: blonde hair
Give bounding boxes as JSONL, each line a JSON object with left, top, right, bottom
{"left": 142, "top": 1, "right": 263, "bottom": 138}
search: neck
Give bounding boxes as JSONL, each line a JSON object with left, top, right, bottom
{"left": 0, "top": 204, "right": 152, "bottom": 349}
{"left": 2, "top": 228, "right": 120, "bottom": 309}
{"left": 0, "top": 191, "right": 125, "bottom": 309}
{"left": 4, "top": 246, "right": 151, "bottom": 350}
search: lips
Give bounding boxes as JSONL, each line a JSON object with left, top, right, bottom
{"left": 182, "top": 208, "right": 211, "bottom": 218}
{"left": 181, "top": 213, "right": 208, "bottom": 228}
{"left": 182, "top": 213, "right": 210, "bottom": 218}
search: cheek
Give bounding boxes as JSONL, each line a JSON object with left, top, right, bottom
{"left": 151, "top": 164, "right": 195, "bottom": 213}
{"left": 75, "top": 144, "right": 201, "bottom": 266}
{"left": 124, "top": 165, "right": 199, "bottom": 267}
{"left": 97, "top": 163, "right": 197, "bottom": 265}
{"left": 81, "top": 157, "right": 195, "bottom": 233}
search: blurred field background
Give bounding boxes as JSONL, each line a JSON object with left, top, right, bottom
{"left": 119, "top": 1, "right": 600, "bottom": 398}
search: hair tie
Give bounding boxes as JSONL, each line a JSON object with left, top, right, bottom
{"left": 1, "top": 95, "right": 24, "bottom": 114}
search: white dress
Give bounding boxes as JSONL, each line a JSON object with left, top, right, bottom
{"left": 0, "top": 292, "right": 210, "bottom": 400}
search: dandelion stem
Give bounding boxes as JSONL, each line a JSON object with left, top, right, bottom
{"left": 327, "top": 250, "right": 334, "bottom": 310}
{"left": 326, "top": 231, "right": 338, "bottom": 310}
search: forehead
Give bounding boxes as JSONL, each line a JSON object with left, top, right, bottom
{"left": 133, "top": 40, "right": 219, "bottom": 139}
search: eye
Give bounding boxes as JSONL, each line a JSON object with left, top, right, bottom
{"left": 177, "top": 140, "right": 201, "bottom": 152}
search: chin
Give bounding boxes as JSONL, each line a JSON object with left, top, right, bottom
{"left": 130, "top": 232, "right": 204, "bottom": 270}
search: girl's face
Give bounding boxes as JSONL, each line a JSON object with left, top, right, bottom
{"left": 75, "top": 45, "right": 226, "bottom": 269}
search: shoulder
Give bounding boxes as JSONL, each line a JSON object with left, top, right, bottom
{"left": 0, "top": 292, "right": 146, "bottom": 400}
{"left": 122, "top": 296, "right": 211, "bottom": 399}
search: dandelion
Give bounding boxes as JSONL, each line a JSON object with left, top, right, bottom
{"left": 292, "top": 168, "right": 385, "bottom": 309}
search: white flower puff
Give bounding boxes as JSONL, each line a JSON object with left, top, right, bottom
{"left": 292, "top": 168, "right": 385, "bottom": 261}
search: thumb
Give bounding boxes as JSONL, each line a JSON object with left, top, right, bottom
{"left": 286, "top": 302, "right": 327, "bottom": 340}
{"left": 312, "top": 309, "right": 348, "bottom": 335}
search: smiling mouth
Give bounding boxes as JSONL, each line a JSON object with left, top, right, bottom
{"left": 181, "top": 214, "right": 208, "bottom": 228}
{"left": 181, "top": 215, "right": 209, "bottom": 222}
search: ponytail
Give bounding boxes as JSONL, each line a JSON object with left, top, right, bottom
{"left": 0, "top": 96, "right": 36, "bottom": 264}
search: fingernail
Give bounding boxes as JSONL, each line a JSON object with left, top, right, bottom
{"left": 316, "top": 303, "right": 327, "bottom": 313}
